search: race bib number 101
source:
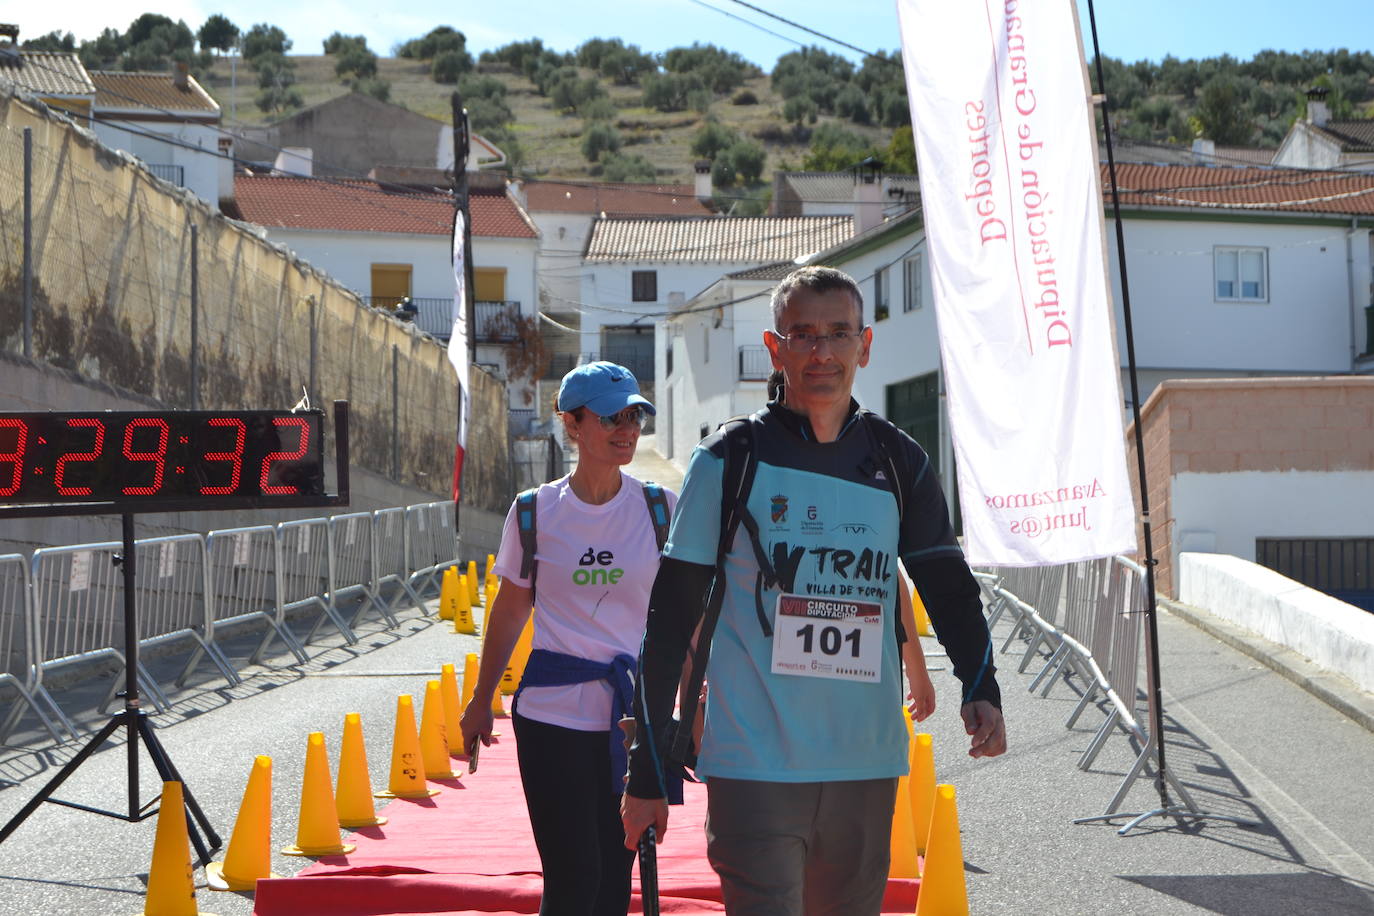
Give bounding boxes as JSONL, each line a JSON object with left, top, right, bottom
{"left": 770, "top": 594, "right": 883, "bottom": 683}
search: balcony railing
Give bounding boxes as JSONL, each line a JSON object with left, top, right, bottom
{"left": 738, "top": 345, "right": 771, "bottom": 381}
{"left": 365, "top": 298, "right": 521, "bottom": 343}
{"left": 147, "top": 163, "right": 185, "bottom": 186}
{"left": 543, "top": 351, "right": 653, "bottom": 382}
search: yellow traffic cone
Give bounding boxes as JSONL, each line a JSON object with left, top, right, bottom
{"left": 460, "top": 653, "right": 479, "bottom": 710}
{"left": 467, "top": 560, "right": 480, "bottom": 604}
{"left": 337, "top": 713, "right": 387, "bottom": 828}
{"left": 911, "top": 733, "right": 937, "bottom": 859}
{"left": 440, "top": 663, "right": 464, "bottom": 756}
{"left": 485, "top": 554, "right": 496, "bottom": 592}
{"left": 500, "top": 614, "right": 535, "bottom": 696}
{"left": 889, "top": 769, "right": 918, "bottom": 879}
{"left": 207, "top": 756, "right": 281, "bottom": 892}
{"left": 912, "top": 586, "right": 933, "bottom": 637}
{"left": 914, "top": 784, "right": 968, "bottom": 916}
{"left": 453, "top": 574, "right": 477, "bottom": 635}
{"left": 376, "top": 694, "right": 441, "bottom": 799}
{"left": 438, "top": 567, "right": 457, "bottom": 621}
{"left": 420, "top": 679, "right": 458, "bottom": 779}
{"left": 138, "top": 781, "right": 218, "bottom": 916}
{"left": 490, "top": 683, "right": 506, "bottom": 718}
{"left": 282, "top": 733, "right": 356, "bottom": 856}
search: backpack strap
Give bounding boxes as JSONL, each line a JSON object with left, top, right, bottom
{"left": 516, "top": 487, "right": 540, "bottom": 602}
{"left": 641, "top": 482, "right": 672, "bottom": 552}
{"left": 670, "top": 413, "right": 759, "bottom": 766}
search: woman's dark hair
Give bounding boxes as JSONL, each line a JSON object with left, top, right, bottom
{"left": 767, "top": 369, "right": 784, "bottom": 401}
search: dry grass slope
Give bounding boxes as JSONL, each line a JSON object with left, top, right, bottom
{"left": 197, "top": 55, "right": 895, "bottom": 184}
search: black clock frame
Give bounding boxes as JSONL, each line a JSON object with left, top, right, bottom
{"left": 0, "top": 402, "right": 351, "bottom": 864}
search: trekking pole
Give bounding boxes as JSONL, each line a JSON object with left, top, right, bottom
{"left": 638, "top": 825, "right": 660, "bottom": 916}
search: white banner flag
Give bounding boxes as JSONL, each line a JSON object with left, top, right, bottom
{"left": 897, "top": 0, "right": 1136, "bottom": 566}
{"left": 448, "top": 210, "right": 471, "bottom": 501}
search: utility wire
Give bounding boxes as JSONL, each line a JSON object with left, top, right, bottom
{"left": 719, "top": 0, "right": 895, "bottom": 63}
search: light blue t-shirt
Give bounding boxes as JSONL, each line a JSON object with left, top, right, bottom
{"left": 666, "top": 416, "right": 916, "bottom": 783}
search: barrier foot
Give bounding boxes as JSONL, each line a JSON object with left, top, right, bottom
{"left": 1074, "top": 736, "right": 1260, "bottom": 835}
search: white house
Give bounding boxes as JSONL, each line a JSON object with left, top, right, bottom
{"left": 509, "top": 177, "right": 713, "bottom": 385}
{"left": 230, "top": 172, "right": 542, "bottom": 411}
{"left": 579, "top": 214, "right": 854, "bottom": 389}
{"left": 661, "top": 161, "right": 1374, "bottom": 525}
{"left": 89, "top": 66, "right": 228, "bottom": 206}
{"left": 1273, "top": 90, "right": 1374, "bottom": 173}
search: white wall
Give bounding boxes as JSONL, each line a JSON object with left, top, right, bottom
{"left": 95, "top": 120, "right": 223, "bottom": 205}
{"left": 580, "top": 262, "right": 752, "bottom": 354}
{"left": 265, "top": 228, "right": 538, "bottom": 407}
{"left": 1103, "top": 218, "right": 1369, "bottom": 379}
{"left": 1171, "top": 470, "right": 1374, "bottom": 570}
{"left": 657, "top": 280, "right": 773, "bottom": 467}
{"left": 528, "top": 210, "right": 593, "bottom": 315}
{"left": 1178, "top": 552, "right": 1374, "bottom": 693}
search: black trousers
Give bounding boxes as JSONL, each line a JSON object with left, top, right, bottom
{"left": 514, "top": 711, "right": 635, "bottom": 916}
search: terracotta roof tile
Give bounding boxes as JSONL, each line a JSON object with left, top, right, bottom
{"left": 1104, "top": 162, "right": 1374, "bottom": 215}
{"left": 521, "top": 179, "right": 712, "bottom": 216}
{"left": 0, "top": 51, "right": 95, "bottom": 97}
{"left": 232, "top": 174, "right": 537, "bottom": 238}
{"left": 90, "top": 70, "right": 219, "bottom": 116}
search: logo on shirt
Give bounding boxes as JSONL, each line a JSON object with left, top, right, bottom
{"left": 770, "top": 495, "right": 788, "bottom": 524}
{"left": 573, "top": 547, "right": 624, "bottom": 586}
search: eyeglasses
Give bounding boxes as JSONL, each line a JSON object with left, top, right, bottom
{"left": 595, "top": 406, "right": 649, "bottom": 431}
{"left": 773, "top": 327, "right": 868, "bottom": 352}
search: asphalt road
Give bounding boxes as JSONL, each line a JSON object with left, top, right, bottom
{"left": 0, "top": 441, "right": 1371, "bottom": 915}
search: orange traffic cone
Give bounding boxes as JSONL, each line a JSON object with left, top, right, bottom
{"left": 138, "top": 781, "right": 218, "bottom": 916}
{"left": 911, "top": 733, "right": 937, "bottom": 859}
{"left": 282, "top": 733, "right": 355, "bottom": 856}
{"left": 914, "top": 784, "right": 969, "bottom": 916}
{"left": 376, "top": 694, "right": 440, "bottom": 799}
{"left": 420, "top": 679, "right": 458, "bottom": 779}
{"left": 336, "top": 713, "right": 387, "bottom": 828}
{"left": 889, "top": 769, "right": 918, "bottom": 879}
{"left": 440, "top": 663, "right": 464, "bottom": 756}
{"left": 207, "top": 756, "right": 281, "bottom": 891}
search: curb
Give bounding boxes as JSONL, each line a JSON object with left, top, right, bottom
{"left": 1161, "top": 596, "right": 1374, "bottom": 734}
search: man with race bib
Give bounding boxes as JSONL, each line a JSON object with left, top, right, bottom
{"left": 622, "top": 266, "right": 1006, "bottom": 916}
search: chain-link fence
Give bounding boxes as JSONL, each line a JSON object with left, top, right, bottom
{"left": 0, "top": 89, "right": 510, "bottom": 514}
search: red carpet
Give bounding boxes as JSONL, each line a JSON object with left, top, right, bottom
{"left": 253, "top": 726, "right": 918, "bottom": 915}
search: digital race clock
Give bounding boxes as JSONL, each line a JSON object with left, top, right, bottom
{"left": 0, "top": 410, "right": 328, "bottom": 505}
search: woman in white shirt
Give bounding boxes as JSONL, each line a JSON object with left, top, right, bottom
{"left": 461, "top": 362, "right": 675, "bottom": 916}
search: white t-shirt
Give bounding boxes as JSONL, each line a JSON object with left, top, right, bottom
{"left": 492, "top": 471, "right": 676, "bottom": 731}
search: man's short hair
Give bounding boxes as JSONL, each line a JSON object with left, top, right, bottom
{"left": 770, "top": 266, "right": 864, "bottom": 330}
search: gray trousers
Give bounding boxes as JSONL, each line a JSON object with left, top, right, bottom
{"left": 704, "top": 776, "right": 899, "bottom": 916}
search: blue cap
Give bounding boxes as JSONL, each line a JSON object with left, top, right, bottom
{"left": 557, "top": 361, "right": 656, "bottom": 416}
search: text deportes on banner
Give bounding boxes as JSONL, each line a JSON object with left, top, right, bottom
{"left": 896, "top": 0, "right": 1136, "bottom": 566}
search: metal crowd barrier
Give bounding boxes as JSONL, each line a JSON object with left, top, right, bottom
{"left": 29, "top": 541, "right": 172, "bottom": 721}
{"left": 977, "top": 555, "right": 1149, "bottom": 770}
{"left": 329, "top": 511, "right": 397, "bottom": 630}
{"left": 280, "top": 517, "right": 356, "bottom": 648}
{"left": 1, "top": 500, "right": 461, "bottom": 747}
{"left": 203, "top": 525, "right": 308, "bottom": 667}
{"left": 406, "top": 501, "right": 459, "bottom": 596}
{"left": 374, "top": 507, "right": 426, "bottom": 617}
{"left": 0, "top": 553, "right": 76, "bottom": 745}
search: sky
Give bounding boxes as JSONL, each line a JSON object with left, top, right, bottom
{"left": 18, "top": 0, "right": 1374, "bottom": 68}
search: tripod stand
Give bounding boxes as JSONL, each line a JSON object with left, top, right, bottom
{"left": 0, "top": 513, "right": 221, "bottom": 864}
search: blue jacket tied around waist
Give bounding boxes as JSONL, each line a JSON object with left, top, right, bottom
{"left": 516, "top": 648, "right": 682, "bottom": 802}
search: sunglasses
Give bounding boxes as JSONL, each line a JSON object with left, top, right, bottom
{"left": 594, "top": 406, "right": 649, "bottom": 431}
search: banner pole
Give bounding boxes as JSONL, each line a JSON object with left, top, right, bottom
{"left": 1073, "top": 0, "right": 1260, "bottom": 835}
